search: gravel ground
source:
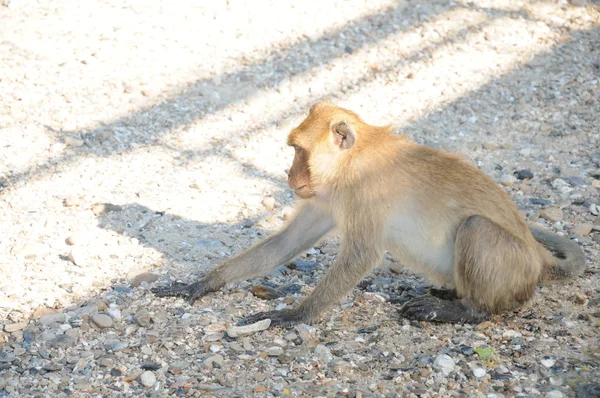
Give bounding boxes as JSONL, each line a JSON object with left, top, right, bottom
{"left": 1, "top": 0, "right": 599, "bottom": 396}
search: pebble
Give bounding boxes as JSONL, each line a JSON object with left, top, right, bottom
{"left": 138, "top": 371, "right": 156, "bottom": 387}
{"left": 262, "top": 197, "right": 276, "bottom": 210}
{"left": 473, "top": 368, "right": 486, "bottom": 378}
{"left": 106, "top": 305, "right": 122, "bottom": 321}
{"left": 314, "top": 344, "right": 333, "bottom": 363}
{"left": 433, "top": 354, "right": 455, "bottom": 376}
{"left": 571, "top": 223, "right": 593, "bottom": 236}
{"left": 49, "top": 334, "right": 76, "bottom": 349}
{"left": 541, "top": 358, "right": 556, "bottom": 368}
{"left": 265, "top": 346, "right": 284, "bottom": 356}
{"left": 281, "top": 206, "right": 294, "bottom": 219}
{"left": 91, "top": 314, "right": 113, "bottom": 329}
{"left": 130, "top": 272, "right": 159, "bottom": 287}
{"left": 68, "top": 247, "right": 86, "bottom": 266}
{"left": 0, "top": 352, "right": 15, "bottom": 363}
{"left": 251, "top": 284, "right": 283, "bottom": 299}
{"left": 135, "top": 310, "right": 152, "bottom": 327}
{"left": 91, "top": 203, "right": 122, "bottom": 216}
{"left": 545, "top": 390, "right": 564, "bottom": 398}
{"left": 226, "top": 319, "right": 271, "bottom": 338}
{"left": 203, "top": 355, "right": 224, "bottom": 368}
{"left": 500, "top": 174, "right": 517, "bottom": 187}
{"left": 4, "top": 322, "right": 27, "bottom": 332}
{"left": 63, "top": 194, "right": 80, "bottom": 207}
{"left": 541, "top": 207, "right": 563, "bottom": 222}
{"left": 40, "top": 312, "right": 69, "bottom": 326}
{"left": 63, "top": 136, "right": 84, "bottom": 147}
{"left": 193, "top": 239, "right": 224, "bottom": 249}
{"left": 516, "top": 169, "right": 534, "bottom": 180}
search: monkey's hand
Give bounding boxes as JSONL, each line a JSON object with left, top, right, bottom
{"left": 151, "top": 281, "right": 216, "bottom": 304}
{"left": 238, "top": 309, "right": 306, "bottom": 327}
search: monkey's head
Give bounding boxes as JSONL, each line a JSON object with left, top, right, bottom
{"left": 286, "top": 103, "right": 362, "bottom": 199}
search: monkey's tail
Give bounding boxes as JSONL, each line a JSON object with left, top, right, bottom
{"left": 529, "top": 224, "right": 586, "bottom": 281}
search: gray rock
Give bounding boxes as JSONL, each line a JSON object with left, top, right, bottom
{"left": 40, "top": 313, "right": 68, "bottom": 326}
{"left": 541, "top": 207, "right": 563, "bottom": 222}
{"left": 314, "top": 344, "right": 333, "bottom": 363}
{"left": 49, "top": 334, "right": 76, "bottom": 349}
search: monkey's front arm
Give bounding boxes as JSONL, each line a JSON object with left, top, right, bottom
{"left": 152, "top": 202, "right": 334, "bottom": 304}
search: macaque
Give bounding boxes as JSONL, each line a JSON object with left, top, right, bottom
{"left": 153, "top": 103, "right": 586, "bottom": 326}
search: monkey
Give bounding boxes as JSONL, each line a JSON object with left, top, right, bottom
{"left": 152, "top": 103, "right": 586, "bottom": 326}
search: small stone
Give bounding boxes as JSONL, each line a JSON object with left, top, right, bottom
{"left": 130, "top": 272, "right": 159, "bottom": 287}
{"left": 290, "top": 259, "right": 321, "bottom": 273}
{"left": 281, "top": 206, "right": 294, "bottom": 219}
{"left": 433, "top": 354, "right": 455, "bottom": 376}
{"left": 460, "top": 345, "right": 475, "bottom": 356}
{"left": 266, "top": 346, "right": 284, "bottom": 356}
{"left": 0, "top": 352, "right": 16, "bottom": 363}
{"left": 541, "top": 207, "right": 563, "bottom": 222}
{"left": 227, "top": 319, "right": 271, "bottom": 338}
{"left": 135, "top": 310, "right": 152, "bottom": 327}
{"left": 500, "top": 174, "right": 517, "bottom": 187}
{"left": 65, "top": 233, "right": 82, "bottom": 245}
{"left": 4, "top": 322, "right": 27, "bottom": 332}
{"left": 572, "top": 223, "right": 593, "bottom": 236}
{"left": 262, "top": 197, "right": 276, "bottom": 210}
{"left": 49, "top": 334, "right": 76, "bottom": 349}
{"left": 541, "top": 358, "right": 556, "bottom": 368}
{"left": 105, "top": 304, "right": 122, "bottom": 320}
{"left": 91, "top": 314, "right": 113, "bottom": 329}
{"left": 295, "top": 324, "right": 319, "bottom": 346}
{"left": 242, "top": 218, "right": 254, "bottom": 228}
{"left": 203, "top": 355, "right": 224, "bottom": 368}
{"left": 251, "top": 284, "right": 283, "bottom": 300}
{"left": 63, "top": 195, "right": 80, "bottom": 207}
{"left": 516, "top": 169, "right": 534, "bottom": 180}
{"left": 530, "top": 198, "right": 551, "bottom": 206}
{"left": 91, "top": 203, "right": 122, "bottom": 216}
{"left": 138, "top": 371, "right": 156, "bottom": 387}
{"left": 566, "top": 176, "right": 585, "bottom": 187}
{"left": 502, "top": 330, "right": 522, "bottom": 339}
{"left": 589, "top": 204, "right": 599, "bottom": 216}
{"left": 64, "top": 136, "right": 84, "bottom": 147}
{"left": 314, "top": 344, "right": 333, "bottom": 363}
{"left": 68, "top": 247, "right": 86, "bottom": 266}
{"left": 40, "top": 312, "right": 68, "bottom": 326}
{"left": 473, "top": 368, "right": 486, "bottom": 378}
{"left": 169, "top": 361, "right": 189, "bottom": 371}
{"left": 482, "top": 143, "right": 497, "bottom": 151}
{"left": 545, "top": 390, "right": 564, "bottom": 398}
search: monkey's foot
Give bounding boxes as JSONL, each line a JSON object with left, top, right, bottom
{"left": 151, "top": 281, "right": 214, "bottom": 304}
{"left": 238, "top": 309, "right": 306, "bottom": 327}
{"left": 399, "top": 296, "right": 489, "bottom": 324}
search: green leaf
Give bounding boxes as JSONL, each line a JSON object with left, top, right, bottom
{"left": 474, "top": 347, "right": 495, "bottom": 361}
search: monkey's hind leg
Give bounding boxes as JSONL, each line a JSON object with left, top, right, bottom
{"left": 401, "top": 215, "right": 539, "bottom": 323}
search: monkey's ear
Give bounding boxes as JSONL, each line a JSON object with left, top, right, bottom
{"left": 332, "top": 121, "right": 355, "bottom": 149}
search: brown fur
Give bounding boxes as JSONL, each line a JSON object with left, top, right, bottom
{"left": 153, "top": 103, "right": 586, "bottom": 325}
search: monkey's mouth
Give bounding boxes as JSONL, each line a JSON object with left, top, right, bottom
{"left": 293, "top": 185, "right": 314, "bottom": 199}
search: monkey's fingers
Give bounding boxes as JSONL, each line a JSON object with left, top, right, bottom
{"left": 238, "top": 309, "right": 302, "bottom": 327}
{"left": 151, "top": 282, "right": 193, "bottom": 298}
{"left": 399, "top": 296, "right": 489, "bottom": 324}
{"left": 151, "top": 281, "right": 213, "bottom": 303}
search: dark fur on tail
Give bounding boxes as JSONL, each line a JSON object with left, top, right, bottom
{"left": 529, "top": 224, "right": 586, "bottom": 280}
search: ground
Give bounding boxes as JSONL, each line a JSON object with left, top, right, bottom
{"left": 0, "top": 0, "right": 599, "bottom": 397}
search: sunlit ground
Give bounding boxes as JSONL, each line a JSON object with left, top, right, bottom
{"left": 0, "top": 0, "right": 598, "bottom": 313}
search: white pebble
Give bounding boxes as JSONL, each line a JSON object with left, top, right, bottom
{"left": 226, "top": 319, "right": 271, "bottom": 338}
{"left": 473, "top": 368, "right": 486, "bottom": 378}
{"left": 68, "top": 247, "right": 86, "bottom": 266}
{"left": 138, "top": 371, "right": 156, "bottom": 387}
{"left": 433, "top": 354, "right": 455, "bottom": 376}
{"left": 541, "top": 358, "right": 556, "bottom": 368}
